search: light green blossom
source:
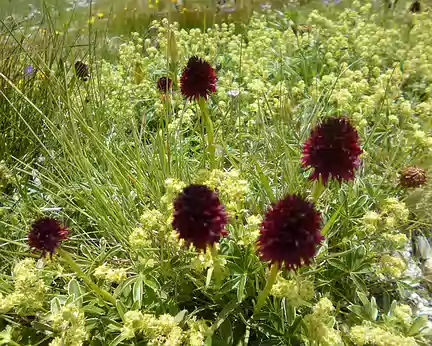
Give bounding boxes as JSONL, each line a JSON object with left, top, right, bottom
{"left": 121, "top": 311, "right": 183, "bottom": 345}
{"left": 302, "top": 298, "right": 343, "bottom": 346}
{"left": 271, "top": 276, "right": 314, "bottom": 307}
{"left": 350, "top": 323, "right": 418, "bottom": 346}
{"left": 49, "top": 304, "right": 87, "bottom": 346}
{"left": 377, "top": 255, "right": 407, "bottom": 279}
{"left": 1, "top": 259, "right": 47, "bottom": 314}
{"left": 94, "top": 264, "right": 127, "bottom": 283}
{"left": 238, "top": 214, "right": 262, "bottom": 246}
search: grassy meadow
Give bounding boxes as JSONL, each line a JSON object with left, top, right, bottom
{"left": 1, "top": 0, "right": 432, "bottom": 345}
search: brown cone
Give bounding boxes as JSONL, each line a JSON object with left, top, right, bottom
{"left": 399, "top": 167, "right": 427, "bottom": 188}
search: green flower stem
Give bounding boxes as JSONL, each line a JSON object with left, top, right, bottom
{"left": 198, "top": 97, "right": 216, "bottom": 169}
{"left": 254, "top": 263, "right": 279, "bottom": 315}
{"left": 211, "top": 244, "right": 222, "bottom": 287}
{"left": 58, "top": 248, "right": 116, "bottom": 305}
{"left": 311, "top": 178, "right": 325, "bottom": 203}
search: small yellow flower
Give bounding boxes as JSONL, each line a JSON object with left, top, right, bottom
{"left": 97, "top": 13, "right": 104, "bottom": 19}
{"left": 88, "top": 17, "right": 95, "bottom": 25}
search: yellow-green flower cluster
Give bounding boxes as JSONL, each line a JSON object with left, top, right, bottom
{"left": 350, "top": 323, "right": 418, "bottom": 346}
{"left": 387, "top": 304, "right": 414, "bottom": 329}
{"left": 185, "top": 318, "right": 210, "bottom": 346}
{"left": 94, "top": 264, "right": 127, "bottom": 284}
{"left": 271, "top": 275, "right": 314, "bottom": 307}
{"left": 361, "top": 198, "right": 410, "bottom": 249}
{"left": 237, "top": 214, "right": 262, "bottom": 246}
{"left": 121, "top": 310, "right": 210, "bottom": 345}
{"left": 377, "top": 255, "right": 407, "bottom": 279}
{"left": 190, "top": 244, "right": 228, "bottom": 279}
{"left": 197, "top": 169, "right": 249, "bottom": 216}
{"left": 0, "top": 161, "right": 13, "bottom": 192}
{"left": 121, "top": 311, "right": 183, "bottom": 345}
{"left": 161, "top": 178, "right": 186, "bottom": 212}
{"left": 49, "top": 304, "right": 87, "bottom": 346}
{"left": 129, "top": 209, "right": 165, "bottom": 250}
{"left": 0, "top": 259, "right": 46, "bottom": 314}
{"left": 381, "top": 198, "right": 410, "bottom": 228}
{"left": 302, "top": 298, "right": 343, "bottom": 346}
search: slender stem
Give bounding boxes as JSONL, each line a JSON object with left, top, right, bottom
{"left": 254, "top": 263, "right": 279, "bottom": 315}
{"left": 58, "top": 249, "right": 116, "bottom": 305}
{"left": 211, "top": 244, "right": 222, "bottom": 287}
{"left": 311, "top": 177, "right": 325, "bottom": 203}
{"left": 198, "top": 97, "right": 216, "bottom": 168}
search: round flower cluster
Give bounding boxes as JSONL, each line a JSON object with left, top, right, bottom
{"left": 350, "top": 323, "right": 418, "bottom": 346}
{"left": 121, "top": 310, "right": 208, "bottom": 345}
{"left": 238, "top": 214, "right": 262, "bottom": 246}
{"left": 94, "top": 264, "right": 127, "bottom": 284}
{"left": 302, "top": 298, "right": 343, "bottom": 346}
{"left": 271, "top": 275, "right": 314, "bottom": 307}
{"left": 121, "top": 311, "right": 183, "bottom": 344}
{"left": 0, "top": 161, "right": 14, "bottom": 193}
{"left": 49, "top": 304, "right": 87, "bottom": 346}
{"left": 197, "top": 169, "right": 249, "bottom": 215}
{"left": 0, "top": 259, "right": 46, "bottom": 314}
{"left": 361, "top": 198, "right": 410, "bottom": 250}
{"left": 377, "top": 255, "right": 407, "bottom": 279}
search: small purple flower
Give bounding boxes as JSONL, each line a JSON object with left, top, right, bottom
{"left": 24, "top": 65, "right": 36, "bottom": 78}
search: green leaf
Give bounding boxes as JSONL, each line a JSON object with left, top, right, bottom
{"left": 357, "top": 291, "right": 370, "bottom": 308}
{"left": 109, "top": 334, "right": 127, "bottom": 346}
{"left": 210, "top": 298, "right": 240, "bottom": 334}
{"left": 116, "top": 300, "right": 126, "bottom": 321}
{"left": 68, "top": 278, "right": 82, "bottom": 307}
{"left": 50, "top": 297, "right": 62, "bottom": 315}
{"left": 322, "top": 206, "right": 342, "bottom": 237}
{"left": 327, "top": 258, "right": 346, "bottom": 272}
{"left": 206, "top": 267, "right": 214, "bottom": 287}
{"left": 369, "top": 297, "right": 378, "bottom": 321}
{"left": 408, "top": 316, "right": 428, "bottom": 336}
{"left": 133, "top": 277, "right": 143, "bottom": 309}
{"left": 144, "top": 278, "right": 159, "bottom": 292}
{"left": 175, "top": 310, "right": 188, "bottom": 324}
{"left": 417, "top": 236, "right": 432, "bottom": 260}
{"left": 237, "top": 274, "right": 247, "bottom": 302}
{"left": 83, "top": 305, "right": 105, "bottom": 315}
